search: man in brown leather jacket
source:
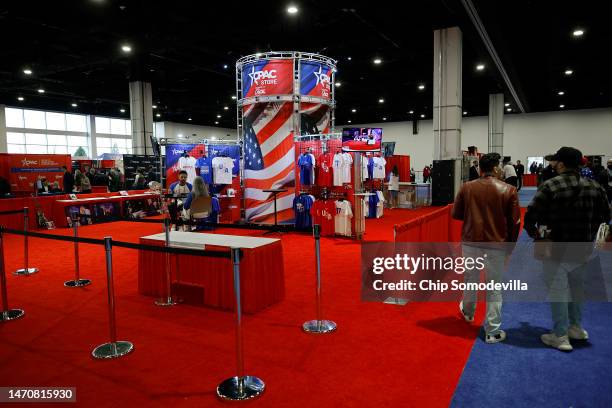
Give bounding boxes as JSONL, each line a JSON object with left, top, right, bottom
{"left": 452, "top": 152, "right": 521, "bottom": 344}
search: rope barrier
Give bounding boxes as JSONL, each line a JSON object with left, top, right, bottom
{"left": 123, "top": 217, "right": 297, "bottom": 232}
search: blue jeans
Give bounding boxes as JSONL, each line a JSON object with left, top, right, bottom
{"left": 542, "top": 260, "right": 586, "bottom": 336}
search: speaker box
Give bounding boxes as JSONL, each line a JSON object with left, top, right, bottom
{"left": 432, "top": 159, "right": 455, "bottom": 206}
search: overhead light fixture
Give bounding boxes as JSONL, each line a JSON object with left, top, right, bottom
{"left": 335, "top": 82, "right": 342, "bottom": 87}
{"left": 463, "top": 111, "right": 467, "bottom": 115}
{"left": 71, "top": 103, "right": 78, "bottom": 107}
{"left": 188, "top": 117, "right": 192, "bottom": 121}
{"left": 559, "top": 104, "right": 565, "bottom": 108}
{"left": 382, "top": 117, "right": 387, "bottom": 121}
{"left": 409, "top": 110, "right": 414, "bottom": 114}
{"left": 223, "top": 64, "right": 228, "bottom": 69}
{"left": 216, "top": 114, "right": 221, "bottom": 118}
{"left": 347, "top": 120, "right": 352, "bottom": 123}
{"left": 373, "top": 58, "right": 382, "bottom": 64}
{"left": 564, "top": 69, "right": 573, "bottom": 75}
{"left": 211, "top": 136, "right": 218, "bottom": 140}
{"left": 572, "top": 29, "right": 584, "bottom": 37}
{"left": 152, "top": 105, "right": 157, "bottom": 109}
{"left": 121, "top": 44, "right": 132, "bottom": 53}
{"left": 37, "top": 88, "right": 45, "bottom": 93}
{"left": 476, "top": 64, "right": 485, "bottom": 71}
{"left": 558, "top": 91, "right": 565, "bottom": 95}
{"left": 224, "top": 106, "right": 229, "bottom": 110}
{"left": 178, "top": 133, "right": 183, "bottom": 138}
{"left": 287, "top": 5, "right": 298, "bottom": 14}
{"left": 120, "top": 108, "right": 126, "bottom": 113}
{"left": 418, "top": 84, "right": 425, "bottom": 90}
{"left": 215, "top": 121, "right": 219, "bottom": 125}
{"left": 231, "top": 96, "right": 237, "bottom": 100}
{"left": 351, "top": 108, "right": 356, "bottom": 113}
{"left": 156, "top": 113, "right": 161, "bottom": 117}
{"left": 17, "top": 96, "right": 24, "bottom": 101}
{"left": 504, "top": 102, "right": 510, "bottom": 107}
{"left": 420, "top": 114, "right": 425, "bottom": 118}
{"left": 347, "top": 57, "right": 352, "bottom": 61}
{"left": 23, "top": 68, "right": 32, "bottom": 75}
{"left": 506, "top": 108, "right": 512, "bottom": 112}
{"left": 378, "top": 98, "right": 384, "bottom": 103}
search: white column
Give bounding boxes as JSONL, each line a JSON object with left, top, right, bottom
{"left": 129, "top": 81, "right": 153, "bottom": 155}
{"left": 88, "top": 114, "right": 97, "bottom": 158}
{"left": 0, "top": 105, "right": 7, "bottom": 153}
{"left": 433, "top": 27, "right": 462, "bottom": 160}
{"left": 488, "top": 93, "right": 504, "bottom": 156}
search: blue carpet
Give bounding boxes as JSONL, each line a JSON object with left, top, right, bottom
{"left": 518, "top": 187, "right": 537, "bottom": 208}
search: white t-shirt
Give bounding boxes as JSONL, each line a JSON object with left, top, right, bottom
{"left": 342, "top": 153, "right": 353, "bottom": 184}
{"left": 332, "top": 153, "right": 345, "bottom": 186}
{"left": 335, "top": 200, "right": 353, "bottom": 237}
{"left": 373, "top": 157, "right": 387, "bottom": 179}
{"left": 376, "top": 191, "right": 385, "bottom": 218}
{"left": 212, "top": 157, "right": 233, "bottom": 184}
{"left": 503, "top": 164, "right": 517, "bottom": 179}
{"left": 388, "top": 174, "right": 400, "bottom": 191}
{"left": 308, "top": 153, "right": 316, "bottom": 184}
{"left": 171, "top": 183, "right": 190, "bottom": 196}
{"left": 362, "top": 155, "right": 370, "bottom": 180}
{"left": 177, "top": 156, "right": 197, "bottom": 184}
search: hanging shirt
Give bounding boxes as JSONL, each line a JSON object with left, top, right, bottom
{"left": 376, "top": 190, "right": 385, "bottom": 218}
{"left": 312, "top": 200, "right": 335, "bottom": 236}
{"left": 362, "top": 156, "right": 369, "bottom": 180}
{"left": 373, "top": 156, "right": 387, "bottom": 179}
{"left": 335, "top": 200, "right": 353, "bottom": 237}
{"left": 317, "top": 152, "right": 333, "bottom": 187}
{"left": 195, "top": 156, "right": 213, "bottom": 184}
{"left": 293, "top": 194, "right": 314, "bottom": 229}
{"left": 333, "top": 153, "right": 345, "bottom": 186}
{"left": 308, "top": 153, "right": 316, "bottom": 185}
{"left": 212, "top": 157, "right": 233, "bottom": 184}
{"left": 342, "top": 153, "right": 353, "bottom": 184}
{"left": 177, "top": 156, "right": 197, "bottom": 185}
{"left": 298, "top": 154, "right": 314, "bottom": 186}
{"left": 367, "top": 193, "right": 379, "bottom": 218}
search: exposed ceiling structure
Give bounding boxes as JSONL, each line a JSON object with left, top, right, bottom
{"left": 1, "top": 0, "right": 610, "bottom": 129}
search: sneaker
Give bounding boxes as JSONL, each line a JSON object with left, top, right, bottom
{"left": 459, "top": 301, "right": 474, "bottom": 323}
{"left": 541, "top": 333, "right": 573, "bottom": 351}
{"left": 568, "top": 325, "right": 589, "bottom": 341}
{"left": 486, "top": 330, "right": 506, "bottom": 344}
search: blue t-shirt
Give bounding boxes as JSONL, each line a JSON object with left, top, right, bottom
{"left": 367, "top": 157, "right": 374, "bottom": 180}
{"left": 298, "top": 154, "right": 313, "bottom": 186}
{"left": 367, "top": 193, "right": 379, "bottom": 218}
{"left": 293, "top": 194, "right": 314, "bottom": 228}
{"left": 195, "top": 157, "right": 213, "bottom": 184}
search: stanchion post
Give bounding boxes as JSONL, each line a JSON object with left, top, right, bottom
{"left": 303, "top": 224, "right": 337, "bottom": 334}
{"left": 92, "top": 237, "right": 134, "bottom": 359}
{"left": 64, "top": 214, "right": 91, "bottom": 288}
{"left": 13, "top": 207, "right": 39, "bottom": 276}
{"left": 217, "top": 248, "right": 265, "bottom": 401}
{"left": 155, "top": 218, "right": 176, "bottom": 306}
{"left": 0, "top": 226, "right": 25, "bottom": 322}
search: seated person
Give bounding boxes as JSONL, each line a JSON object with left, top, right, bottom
{"left": 37, "top": 177, "right": 51, "bottom": 193}
{"left": 168, "top": 170, "right": 193, "bottom": 225}
{"left": 182, "top": 176, "right": 211, "bottom": 230}
{"left": 50, "top": 181, "right": 63, "bottom": 193}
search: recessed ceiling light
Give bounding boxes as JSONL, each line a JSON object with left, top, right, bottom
{"left": 37, "top": 88, "right": 45, "bottom": 93}
{"left": 382, "top": 117, "right": 387, "bottom": 121}
{"left": 420, "top": 114, "right": 425, "bottom": 118}
{"left": 347, "top": 57, "right": 352, "bottom": 61}
{"left": 120, "top": 108, "right": 126, "bottom": 113}
{"left": 351, "top": 108, "right": 357, "bottom": 113}
{"left": 558, "top": 91, "right": 565, "bottom": 95}
{"left": 335, "top": 82, "right": 342, "bottom": 87}
{"left": 188, "top": 117, "right": 192, "bottom": 121}
{"left": 23, "top": 69, "right": 32, "bottom": 75}
{"left": 559, "top": 104, "right": 565, "bottom": 108}
{"left": 152, "top": 105, "right": 157, "bottom": 109}
{"left": 216, "top": 114, "right": 221, "bottom": 118}
{"left": 231, "top": 96, "right": 237, "bottom": 100}
{"left": 463, "top": 111, "right": 467, "bottom": 115}
{"left": 156, "top": 113, "right": 161, "bottom": 117}
{"left": 572, "top": 29, "right": 584, "bottom": 37}
{"left": 223, "top": 64, "right": 228, "bottom": 69}
{"left": 224, "top": 106, "right": 229, "bottom": 110}
{"left": 564, "top": 69, "right": 573, "bottom": 75}
{"left": 17, "top": 96, "right": 24, "bottom": 101}
{"left": 418, "top": 84, "right": 425, "bottom": 90}
{"left": 215, "top": 121, "right": 219, "bottom": 125}
{"left": 378, "top": 98, "right": 384, "bottom": 103}
{"left": 504, "top": 102, "right": 510, "bottom": 107}
{"left": 71, "top": 103, "right": 78, "bottom": 107}
{"left": 373, "top": 58, "right": 382, "bottom": 64}
{"left": 347, "top": 120, "right": 352, "bottom": 123}
{"left": 506, "top": 108, "right": 512, "bottom": 112}
{"left": 121, "top": 44, "right": 132, "bottom": 53}
{"left": 409, "top": 110, "right": 414, "bottom": 114}
{"left": 287, "top": 5, "right": 298, "bottom": 14}
{"left": 476, "top": 64, "right": 485, "bottom": 71}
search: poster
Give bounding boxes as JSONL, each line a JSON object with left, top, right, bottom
{"left": 4, "top": 154, "right": 71, "bottom": 192}
{"left": 300, "top": 61, "right": 333, "bottom": 100}
{"left": 241, "top": 59, "right": 293, "bottom": 98}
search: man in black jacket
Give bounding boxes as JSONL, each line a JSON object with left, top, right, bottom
{"left": 62, "top": 166, "right": 74, "bottom": 193}
{"left": 515, "top": 160, "right": 525, "bottom": 191}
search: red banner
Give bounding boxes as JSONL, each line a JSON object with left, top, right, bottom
{"left": 242, "top": 59, "right": 294, "bottom": 98}
{"left": 0, "top": 153, "right": 71, "bottom": 192}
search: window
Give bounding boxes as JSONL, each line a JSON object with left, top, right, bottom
{"left": 25, "top": 133, "right": 47, "bottom": 145}
{"left": 23, "top": 109, "right": 46, "bottom": 129}
{"left": 45, "top": 112, "right": 66, "bottom": 131}
{"left": 26, "top": 145, "right": 48, "bottom": 154}
{"left": 7, "top": 132, "right": 25, "bottom": 144}
{"left": 111, "top": 118, "right": 129, "bottom": 135}
{"left": 5, "top": 108, "right": 24, "bottom": 128}
{"left": 7, "top": 144, "right": 26, "bottom": 153}
{"left": 95, "top": 117, "right": 110, "bottom": 134}
{"left": 66, "top": 114, "right": 87, "bottom": 132}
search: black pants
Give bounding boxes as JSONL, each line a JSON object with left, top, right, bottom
{"left": 505, "top": 176, "right": 517, "bottom": 188}
{"left": 517, "top": 176, "right": 523, "bottom": 190}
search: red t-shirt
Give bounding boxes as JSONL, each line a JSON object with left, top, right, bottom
{"left": 312, "top": 200, "right": 336, "bottom": 236}
{"left": 317, "top": 153, "right": 334, "bottom": 187}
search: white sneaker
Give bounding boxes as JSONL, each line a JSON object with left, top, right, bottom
{"left": 459, "top": 301, "right": 474, "bottom": 322}
{"left": 486, "top": 330, "right": 506, "bottom": 344}
{"left": 568, "top": 325, "right": 589, "bottom": 341}
{"left": 541, "top": 333, "right": 573, "bottom": 351}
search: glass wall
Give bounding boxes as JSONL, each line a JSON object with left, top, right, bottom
{"left": 94, "top": 116, "right": 133, "bottom": 156}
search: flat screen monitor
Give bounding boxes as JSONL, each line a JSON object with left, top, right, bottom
{"left": 341, "top": 128, "right": 382, "bottom": 152}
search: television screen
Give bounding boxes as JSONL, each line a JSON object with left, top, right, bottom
{"left": 342, "top": 128, "right": 383, "bottom": 152}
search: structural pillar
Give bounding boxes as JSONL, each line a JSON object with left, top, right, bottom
{"left": 0, "top": 105, "right": 7, "bottom": 153}
{"left": 488, "top": 93, "right": 504, "bottom": 156}
{"left": 129, "top": 81, "right": 153, "bottom": 155}
{"left": 433, "top": 27, "right": 462, "bottom": 161}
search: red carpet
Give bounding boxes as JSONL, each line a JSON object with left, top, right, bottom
{"left": 0, "top": 208, "right": 483, "bottom": 407}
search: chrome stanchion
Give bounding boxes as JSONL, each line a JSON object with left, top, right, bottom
{"left": 217, "top": 248, "right": 265, "bottom": 401}
{"left": 154, "top": 218, "right": 176, "bottom": 306}
{"left": 92, "top": 237, "right": 134, "bottom": 359}
{"left": 0, "top": 227, "right": 25, "bottom": 322}
{"left": 303, "top": 224, "right": 337, "bottom": 334}
{"left": 64, "top": 214, "right": 91, "bottom": 288}
{"left": 13, "top": 207, "right": 39, "bottom": 276}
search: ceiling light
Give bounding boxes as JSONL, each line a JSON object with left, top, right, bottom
{"left": 558, "top": 91, "right": 565, "bottom": 95}
{"left": 211, "top": 136, "right": 218, "bottom": 141}
{"left": 287, "top": 5, "right": 298, "bottom": 14}
{"left": 17, "top": 96, "right": 24, "bottom": 101}
{"left": 347, "top": 57, "right": 352, "bottom": 61}
{"left": 504, "top": 102, "right": 510, "bottom": 107}
{"left": 177, "top": 134, "right": 183, "bottom": 138}
{"left": 378, "top": 98, "right": 384, "bottom": 103}
{"left": 335, "top": 82, "right": 342, "bottom": 87}
{"left": 463, "top": 111, "right": 467, "bottom": 115}
{"left": 121, "top": 44, "right": 132, "bottom": 53}
{"left": 224, "top": 106, "right": 229, "bottom": 110}
{"left": 373, "top": 58, "right": 382, "bottom": 64}
{"left": 23, "top": 69, "right": 32, "bottom": 75}
{"left": 37, "top": 88, "right": 45, "bottom": 93}
{"left": 120, "top": 108, "right": 126, "bottom": 113}
{"left": 71, "top": 103, "right": 78, "bottom": 107}
{"left": 418, "top": 84, "right": 425, "bottom": 90}
{"left": 188, "top": 117, "right": 192, "bottom": 121}
{"left": 409, "top": 110, "right": 414, "bottom": 114}
{"left": 347, "top": 120, "right": 352, "bottom": 124}
{"left": 156, "top": 113, "right": 161, "bottom": 117}
{"left": 476, "top": 64, "right": 485, "bottom": 71}
{"left": 564, "top": 69, "right": 573, "bottom": 75}
{"left": 420, "top": 114, "right": 425, "bottom": 118}
{"left": 506, "top": 108, "right": 512, "bottom": 112}
{"left": 152, "top": 105, "right": 157, "bottom": 109}
{"left": 382, "top": 117, "right": 387, "bottom": 121}
{"left": 216, "top": 114, "right": 221, "bottom": 118}
{"left": 215, "top": 121, "right": 219, "bottom": 125}
{"left": 223, "top": 64, "right": 228, "bottom": 69}
{"left": 351, "top": 108, "right": 356, "bottom": 113}
{"left": 572, "top": 29, "right": 584, "bottom": 37}
{"left": 231, "top": 96, "right": 237, "bottom": 100}
{"left": 559, "top": 104, "right": 565, "bottom": 108}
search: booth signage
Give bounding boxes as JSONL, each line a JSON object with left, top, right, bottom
{"left": 300, "top": 61, "right": 332, "bottom": 100}
{"left": 241, "top": 59, "right": 293, "bottom": 98}
{"left": 6, "top": 154, "right": 71, "bottom": 191}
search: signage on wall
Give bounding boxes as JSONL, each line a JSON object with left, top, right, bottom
{"left": 4, "top": 154, "right": 71, "bottom": 191}
{"left": 300, "top": 61, "right": 333, "bottom": 100}
{"left": 241, "top": 59, "right": 293, "bottom": 98}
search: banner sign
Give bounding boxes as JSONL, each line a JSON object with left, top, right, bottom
{"left": 6, "top": 154, "right": 71, "bottom": 191}
{"left": 241, "top": 59, "right": 293, "bottom": 98}
{"left": 208, "top": 144, "right": 240, "bottom": 175}
{"left": 165, "top": 144, "right": 240, "bottom": 186}
{"left": 300, "top": 61, "right": 333, "bottom": 100}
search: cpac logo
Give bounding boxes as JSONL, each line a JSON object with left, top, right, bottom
{"left": 248, "top": 66, "right": 277, "bottom": 85}
{"left": 171, "top": 149, "right": 185, "bottom": 156}
{"left": 313, "top": 66, "right": 330, "bottom": 87}
{"left": 19, "top": 176, "right": 28, "bottom": 181}
{"left": 21, "top": 158, "right": 38, "bottom": 166}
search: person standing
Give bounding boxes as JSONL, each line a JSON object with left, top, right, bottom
{"left": 502, "top": 158, "right": 518, "bottom": 187}
{"left": 452, "top": 152, "right": 521, "bottom": 344}
{"left": 62, "top": 166, "right": 74, "bottom": 193}
{"left": 468, "top": 160, "right": 479, "bottom": 181}
{"left": 80, "top": 171, "right": 92, "bottom": 194}
{"left": 515, "top": 160, "right": 525, "bottom": 191}
{"left": 388, "top": 165, "right": 400, "bottom": 208}
{"left": 524, "top": 147, "right": 611, "bottom": 352}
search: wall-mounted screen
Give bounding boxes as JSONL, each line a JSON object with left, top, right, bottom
{"left": 341, "top": 128, "right": 382, "bottom": 152}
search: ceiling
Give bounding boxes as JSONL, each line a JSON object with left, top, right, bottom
{"left": 1, "top": 0, "right": 610, "bottom": 129}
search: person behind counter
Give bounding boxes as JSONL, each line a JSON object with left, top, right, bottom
{"left": 168, "top": 170, "right": 193, "bottom": 227}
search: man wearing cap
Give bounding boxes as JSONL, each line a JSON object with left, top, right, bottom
{"left": 524, "top": 147, "right": 611, "bottom": 352}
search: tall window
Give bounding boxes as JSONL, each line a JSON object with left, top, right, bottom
{"left": 94, "top": 116, "right": 132, "bottom": 156}
{"left": 5, "top": 108, "right": 90, "bottom": 157}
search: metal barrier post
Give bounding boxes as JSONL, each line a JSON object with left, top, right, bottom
{"left": 217, "top": 248, "right": 265, "bottom": 401}
{"left": 303, "top": 224, "right": 337, "bottom": 333}
{"left": 0, "top": 227, "right": 25, "bottom": 322}
{"left": 92, "top": 237, "right": 134, "bottom": 359}
{"left": 155, "top": 218, "right": 176, "bottom": 306}
{"left": 64, "top": 214, "right": 91, "bottom": 287}
{"left": 13, "top": 207, "right": 39, "bottom": 276}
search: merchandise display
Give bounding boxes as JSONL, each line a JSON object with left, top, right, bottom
{"left": 177, "top": 153, "right": 197, "bottom": 184}
{"left": 211, "top": 156, "right": 234, "bottom": 185}
{"left": 334, "top": 199, "right": 353, "bottom": 236}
